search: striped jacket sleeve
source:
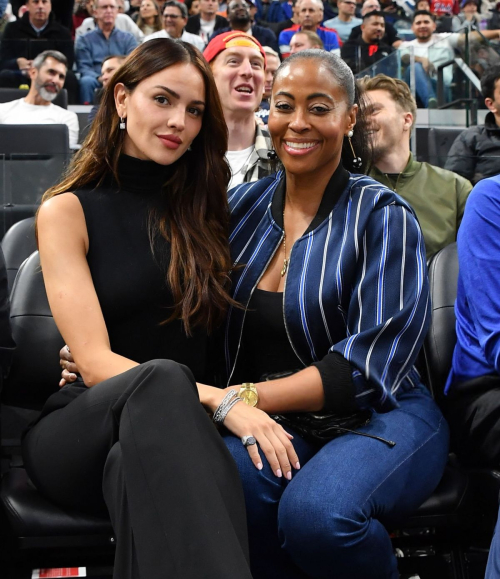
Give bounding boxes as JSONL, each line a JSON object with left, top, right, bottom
{"left": 331, "top": 201, "right": 430, "bottom": 413}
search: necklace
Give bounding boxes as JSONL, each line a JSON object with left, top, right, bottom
{"left": 281, "top": 207, "right": 289, "bottom": 277}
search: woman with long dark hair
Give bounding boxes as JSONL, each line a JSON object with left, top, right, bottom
{"left": 22, "top": 38, "right": 258, "bottom": 579}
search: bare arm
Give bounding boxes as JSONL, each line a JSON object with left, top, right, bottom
{"left": 38, "top": 193, "right": 139, "bottom": 387}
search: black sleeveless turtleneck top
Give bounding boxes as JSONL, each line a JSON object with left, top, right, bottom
{"left": 71, "top": 155, "right": 208, "bottom": 381}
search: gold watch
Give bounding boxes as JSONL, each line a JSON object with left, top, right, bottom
{"left": 239, "top": 382, "right": 259, "bottom": 407}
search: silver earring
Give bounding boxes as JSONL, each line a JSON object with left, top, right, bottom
{"left": 187, "top": 145, "right": 192, "bottom": 151}
{"left": 347, "top": 130, "right": 362, "bottom": 170}
{"left": 119, "top": 117, "right": 126, "bottom": 130}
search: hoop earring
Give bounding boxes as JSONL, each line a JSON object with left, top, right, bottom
{"left": 119, "top": 117, "right": 126, "bottom": 130}
{"left": 347, "top": 130, "right": 362, "bottom": 170}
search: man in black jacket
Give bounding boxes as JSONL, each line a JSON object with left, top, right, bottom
{"left": 0, "top": 0, "right": 78, "bottom": 103}
{"left": 445, "top": 65, "right": 500, "bottom": 184}
{"left": 209, "top": 0, "right": 279, "bottom": 52}
{"left": 185, "top": 0, "right": 228, "bottom": 45}
{"left": 341, "top": 10, "right": 393, "bottom": 74}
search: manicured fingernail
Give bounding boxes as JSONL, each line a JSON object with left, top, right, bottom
{"left": 286, "top": 471, "right": 292, "bottom": 480}
{"left": 276, "top": 469, "right": 282, "bottom": 478}
{"left": 295, "top": 462, "right": 301, "bottom": 470}
{"left": 256, "top": 462, "right": 263, "bottom": 470}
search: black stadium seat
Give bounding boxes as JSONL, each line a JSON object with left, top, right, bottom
{"left": 0, "top": 124, "right": 70, "bottom": 239}
{"left": 427, "top": 127, "right": 464, "bottom": 169}
{"left": 1, "top": 217, "right": 37, "bottom": 294}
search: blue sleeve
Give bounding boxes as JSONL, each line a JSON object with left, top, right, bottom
{"left": 125, "top": 34, "right": 139, "bottom": 54}
{"left": 458, "top": 177, "right": 500, "bottom": 374}
{"left": 331, "top": 203, "right": 431, "bottom": 412}
{"left": 75, "top": 36, "right": 99, "bottom": 77}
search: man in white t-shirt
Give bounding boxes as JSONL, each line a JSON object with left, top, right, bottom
{"left": 185, "top": 0, "right": 228, "bottom": 46}
{"left": 0, "top": 50, "right": 79, "bottom": 148}
{"left": 400, "top": 10, "right": 500, "bottom": 106}
{"left": 143, "top": 1, "right": 205, "bottom": 50}
{"left": 203, "top": 31, "right": 273, "bottom": 189}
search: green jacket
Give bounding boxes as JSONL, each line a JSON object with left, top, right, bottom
{"left": 369, "top": 154, "right": 472, "bottom": 261}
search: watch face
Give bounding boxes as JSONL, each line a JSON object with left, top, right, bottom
{"left": 241, "top": 389, "right": 258, "bottom": 406}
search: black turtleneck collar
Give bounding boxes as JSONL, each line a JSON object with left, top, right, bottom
{"left": 111, "top": 154, "right": 173, "bottom": 195}
{"left": 271, "top": 162, "right": 350, "bottom": 233}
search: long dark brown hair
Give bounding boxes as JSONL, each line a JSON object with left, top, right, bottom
{"left": 40, "top": 39, "right": 234, "bottom": 335}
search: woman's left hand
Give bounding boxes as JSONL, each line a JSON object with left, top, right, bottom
{"left": 222, "top": 392, "right": 299, "bottom": 480}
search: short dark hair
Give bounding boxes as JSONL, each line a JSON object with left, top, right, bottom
{"left": 102, "top": 54, "right": 127, "bottom": 67}
{"left": 163, "top": 0, "right": 188, "bottom": 18}
{"left": 412, "top": 9, "right": 435, "bottom": 21}
{"left": 481, "top": 64, "right": 500, "bottom": 100}
{"left": 363, "top": 9, "right": 384, "bottom": 20}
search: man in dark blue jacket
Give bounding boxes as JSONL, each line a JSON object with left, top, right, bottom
{"left": 210, "top": 0, "right": 279, "bottom": 53}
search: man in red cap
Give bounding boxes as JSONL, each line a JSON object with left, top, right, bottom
{"left": 204, "top": 31, "right": 274, "bottom": 189}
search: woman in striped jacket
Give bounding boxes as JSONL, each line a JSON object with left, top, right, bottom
{"left": 217, "top": 51, "right": 450, "bottom": 579}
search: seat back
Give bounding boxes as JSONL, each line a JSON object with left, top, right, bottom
{"left": 1, "top": 217, "right": 37, "bottom": 293}
{"left": 0, "top": 88, "right": 68, "bottom": 109}
{"left": 422, "top": 242, "right": 459, "bottom": 402}
{"left": 0, "top": 124, "right": 70, "bottom": 207}
{"left": 427, "top": 127, "right": 463, "bottom": 169}
{"left": 2, "top": 251, "right": 64, "bottom": 408}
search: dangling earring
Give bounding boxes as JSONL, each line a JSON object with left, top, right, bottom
{"left": 119, "top": 117, "right": 126, "bottom": 130}
{"left": 347, "top": 129, "right": 362, "bottom": 170}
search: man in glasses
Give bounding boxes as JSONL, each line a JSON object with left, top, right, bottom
{"left": 323, "top": 0, "right": 362, "bottom": 42}
{"left": 143, "top": 0, "right": 205, "bottom": 50}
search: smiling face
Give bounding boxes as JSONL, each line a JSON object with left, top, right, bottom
{"left": 364, "top": 88, "right": 412, "bottom": 163}
{"left": 115, "top": 62, "right": 205, "bottom": 165}
{"left": 30, "top": 56, "right": 66, "bottom": 102}
{"left": 163, "top": 4, "right": 187, "bottom": 37}
{"left": 268, "top": 58, "right": 356, "bottom": 179}
{"left": 211, "top": 45, "right": 265, "bottom": 116}
{"left": 361, "top": 14, "right": 385, "bottom": 42}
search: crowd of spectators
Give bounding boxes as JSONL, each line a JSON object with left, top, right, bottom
{"left": 0, "top": 0, "right": 500, "bottom": 106}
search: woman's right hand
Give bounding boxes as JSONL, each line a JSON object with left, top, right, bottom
{"left": 59, "top": 345, "right": 79, "bottom": 387}
{"left": 222, "top": 399, "right": 300, "bottom": 481}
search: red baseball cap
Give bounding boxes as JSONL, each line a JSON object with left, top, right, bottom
{"left": 203, "top": 31, "right": 267, "bottom": 65}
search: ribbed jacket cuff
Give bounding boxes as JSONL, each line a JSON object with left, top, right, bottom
{"left": 312, "top": 352, "right": 357, "bottom": 414}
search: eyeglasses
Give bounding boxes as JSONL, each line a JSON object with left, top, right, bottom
{"left": 163, "top": 12, "right": 181, "bottom": 18}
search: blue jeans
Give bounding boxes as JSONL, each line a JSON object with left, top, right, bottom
{"left": 486, "top": 505, "right": 500, "bottom": 578}
{"left": 405, "top": 62, "right": 437, "bottom": 107}
{"left": 223, "top": 384, "right": 449, "bottom": 579}
{"left": 79, "top": 74, "right": 100, "bottom": 104}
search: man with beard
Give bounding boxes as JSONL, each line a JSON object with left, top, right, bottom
{"left": 209, "top": 0, "right": 279, "bottom": 52}
{"left": 0, "top": 50, "right": 79, "bottom": 148}
{"left": 361, "top": 74, "right": 471, "bottom": 261}
{"left": 341, "top": 10, "right": 393, "bottom": 74}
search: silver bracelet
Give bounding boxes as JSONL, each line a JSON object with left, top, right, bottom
{"left": 213, "top": 390, "right": 237, "bottom": 424}
{"left": 217, "top": 396, "right": 242, "bottom": 425}
{"left": 213, "top": 390, "right": 242, "bottom": 425}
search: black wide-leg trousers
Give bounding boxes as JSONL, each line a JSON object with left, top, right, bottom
{"left": 22, "top": 359, "right": 252, "bottom": 579}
